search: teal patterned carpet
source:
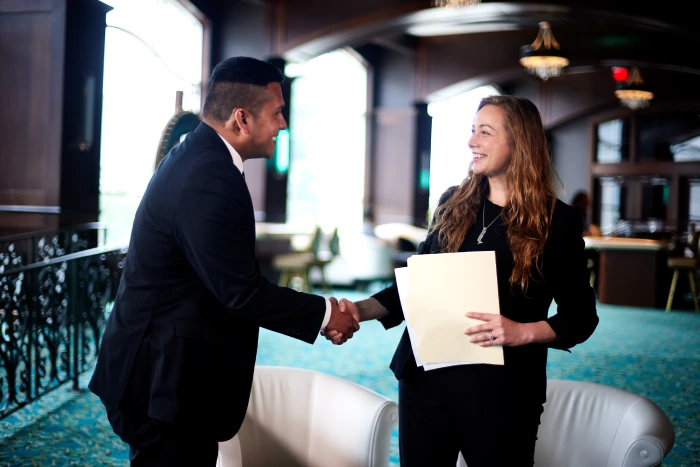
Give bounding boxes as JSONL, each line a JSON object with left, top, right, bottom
{"left": 1, "top": 290, "right": 699, "bottom": 466}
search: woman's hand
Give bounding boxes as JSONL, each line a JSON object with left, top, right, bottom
{"left": 464, "top": 312, "right": 532, "bottom": 347}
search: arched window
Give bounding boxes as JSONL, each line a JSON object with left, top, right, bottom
{"left": 98, "top": 0, "right": 204, "bottom": 244}
{"left": 427, "top": 85, "right": 500, "bottom": 214}
{"left": 285, "top": 49, "right": 369, "bottom": 233}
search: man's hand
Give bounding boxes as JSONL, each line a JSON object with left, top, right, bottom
{"left": 321, "top": 297, "right": 390, "bottom": 345}
{"left": 323, "top": 297, "right": 360, "bottom": 345}
{"left": 322, "top": 298, "right": 360, "bottom": 345}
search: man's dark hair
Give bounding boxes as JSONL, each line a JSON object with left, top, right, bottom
{"left": 202, "top": 57, "right": 284, "bottom": 122}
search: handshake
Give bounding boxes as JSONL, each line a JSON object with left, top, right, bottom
{"left": 322, "top": 297, "right": 361, "bottom": 345}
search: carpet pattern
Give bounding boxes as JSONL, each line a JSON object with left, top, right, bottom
{"left": 1, "top": 291, "right": 698, "bottom": 466}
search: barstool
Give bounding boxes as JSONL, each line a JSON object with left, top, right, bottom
{"left": 665, "top": 229, "right": 700, "bottom": 312}
{"left": 272, "top": 226, "right": 323, "bottom": 292}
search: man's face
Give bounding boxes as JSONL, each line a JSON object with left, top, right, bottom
{"left": 248, "top": 82, "right": 287, "bottom": 160}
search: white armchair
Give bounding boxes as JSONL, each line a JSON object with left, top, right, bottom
{"left": 458, "top": 379, "right": 675, "bottom": 467}
{"left": 217, "top": 366, "right": 399, "bottom": 467}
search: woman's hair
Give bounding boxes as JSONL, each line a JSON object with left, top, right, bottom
{"left": 429, "top": 95, "right": 556, "bottom": 294}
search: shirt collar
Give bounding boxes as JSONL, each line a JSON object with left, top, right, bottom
{"left": 217, "top": 134, "right": 244, "bottom": 175}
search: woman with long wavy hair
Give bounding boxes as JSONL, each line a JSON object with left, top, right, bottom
{"left": 325, "top": 95, "right": 599, "bottom": 466}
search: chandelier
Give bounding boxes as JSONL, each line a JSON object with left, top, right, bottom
{"left": 615, "top": 67, "right": 653, "bottom": 110}
{"left": 432, "top": 0, "right": 481, "bottom": 6}
{"left": 519, "top": 21, "right": 569, "bottom": 80}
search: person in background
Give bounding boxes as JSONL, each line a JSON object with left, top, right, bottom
{"left": 570, "top": 190, "right": 601, "bottom": 236}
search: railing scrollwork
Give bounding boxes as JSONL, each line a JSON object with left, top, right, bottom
{"left": 0, "top": 246, "right": 127, "bottom": 420}
{"left": 0, "top": 223, "right": 108, "bottom": 271}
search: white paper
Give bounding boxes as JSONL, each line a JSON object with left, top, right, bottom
{"left": 394, "top": 267, "right": 472, "bottom": 371}
{"left": 405, "top": 251, "right": 504, "bottom": 366}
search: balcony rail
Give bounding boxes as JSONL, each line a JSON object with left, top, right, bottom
{"left": 0, "top": 245, "right": 128, "bottom": 420}
{"left": 0, "top": 223, "right": 109, "bottom": 272}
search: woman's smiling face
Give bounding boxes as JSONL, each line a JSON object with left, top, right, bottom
{"left": 468, "top": 104, "right": 512, "bottom": 180}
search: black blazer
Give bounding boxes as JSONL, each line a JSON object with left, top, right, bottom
{"left": 373, "top": 190, "right": 598, "bottom": 401}
{"left": 89, "top": 123, "right": 326, "bottom": 441}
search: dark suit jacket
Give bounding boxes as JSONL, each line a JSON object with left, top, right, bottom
{"left": 372, "top": 188, "right": 598, "bottom": 403}
{"left": 89, "top": 122, "right": 326, "bottom": 441}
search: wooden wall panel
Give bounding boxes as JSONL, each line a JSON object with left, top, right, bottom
{"left": 0, "top": 0, "right": 53, "bottom": 13}
{"left": 0, "top": 0, "right": 65, "bottom": 231}
{"left": 0, "top": 212, "right": 59, "bottom": 234}
{"left": 373, "top": 107, "right": 416, "bottom": 225}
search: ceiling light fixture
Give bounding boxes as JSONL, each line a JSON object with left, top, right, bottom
{"left": 615, "top": 66, "right": 653, "bottom": 110}
{"left": 519, "top": 21, "right": 569, "bottom": 80}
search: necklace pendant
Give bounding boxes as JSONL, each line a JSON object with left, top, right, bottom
{"left": 477, "top": 227, "right": 487, "bottom": 244}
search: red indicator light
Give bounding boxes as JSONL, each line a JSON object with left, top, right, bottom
{"left": 612, "top": 67, "right": 628, "bottom": 82}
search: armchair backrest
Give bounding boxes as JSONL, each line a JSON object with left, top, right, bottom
{"left": 218, "top": 366, "right": 398, "bottom": 467}
{"left": 458, "top": 380, "right": 674, "bottom": 467}
{"left": 535, "top": 380, "right": 674, "bottom": 467}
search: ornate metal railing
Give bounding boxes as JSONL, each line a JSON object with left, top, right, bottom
{"left": 0, "top": 245, "right": 127, "bottom": 420}
{"left": 0, "top": 223, "right": 108, "bottom": 273}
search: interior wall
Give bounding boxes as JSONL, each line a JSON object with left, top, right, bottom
{"left": 550, "top": 118, "right": 592, "bottom": 203}
{"left": 359, "top": 44, "right": 418, "bottom": 225}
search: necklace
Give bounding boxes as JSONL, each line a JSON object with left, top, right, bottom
{"left": 476, "top": 201, "right": 501, "bottom": 244}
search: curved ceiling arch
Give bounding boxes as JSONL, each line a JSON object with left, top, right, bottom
{"left": 282, "top": 2, "right": 699, "bottom": 67}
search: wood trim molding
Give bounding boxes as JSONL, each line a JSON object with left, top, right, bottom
{"left": 0, "top": 0, "right": 52, "bottom": 13}
{"left": 591, "top": 163, "right": 700, "bottom": 177}
{"left": 0, "top": 205, "right": 61, "bottom": 214}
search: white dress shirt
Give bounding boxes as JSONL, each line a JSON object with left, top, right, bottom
{"left": 216, "top": 134, "right": 332, "bottom": 330}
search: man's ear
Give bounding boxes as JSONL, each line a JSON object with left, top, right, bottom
{"left": 227, "top": 108, "right": 248, "bottom": 134}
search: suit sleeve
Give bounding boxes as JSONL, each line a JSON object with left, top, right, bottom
{"left": 174, "top": 157, "right": 325, "bottom": 344}
{"left": 544, "top": 205, "right": 599, "bottom": 350}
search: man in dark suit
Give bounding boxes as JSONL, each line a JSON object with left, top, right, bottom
{"left": 89, "top": 56, "right": 359, "bottom": 466}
